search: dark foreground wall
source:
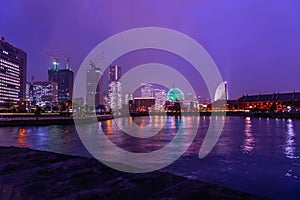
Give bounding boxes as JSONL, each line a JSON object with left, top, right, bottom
{"left": 0, "top": 147, "right": 267, "bottom": 200}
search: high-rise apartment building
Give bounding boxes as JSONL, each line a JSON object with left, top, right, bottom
{"left": 0, "top": 37, "right": 27, "bottom": 108}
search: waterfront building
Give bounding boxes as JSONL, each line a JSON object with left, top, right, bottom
{"left": 238, "top": 92, "right": 300, "bottom": 111}
{"left": 131, "top": 97, "right": 155, "bottom": 113}
{"left": 153, "top": 89, "right": 166, "bottom": 112}
{"left": 48, "top": 62, "right": 73, "bottom": 103}
{"left": 214, "top": 81, "right": 228, "bottom": 101}
{"left": 0, "top": 37, "right": 27, "bottom": 109}
{"left": 198, "top": 97, "right": 212, "bottom": 105}
{"left": 185, "top": 92, "right": 194, "bottom": 101}
{"left": 29, "top": 81, "right": 58, "bottom": 108}
{"left": 86, "top": 65, "right": 103, "bottom": 106}
{"left": 73, "top": 97, "right": 84, "bottom": 107}
{"left": 103, "top": 95, "right": 109, "bottom": 110}
{"left": 181, "top": 92, "right": 198, "bottom": 112}
{"left": 124, "top": 92, "right": 133, "bottom": 105}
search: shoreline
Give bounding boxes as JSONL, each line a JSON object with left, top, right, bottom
{"left": 0, "top": 114, "right": 113, "bottom": 127}
{"left": 0, "top": 146, "right": 268, "bottom": 199}
{"left": 0, "top": 111, "right": 299, "bottom": 127}
{"left": 131, "top": 111, "right": 300, "bottom": 119}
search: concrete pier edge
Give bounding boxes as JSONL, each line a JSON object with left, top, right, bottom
{"left": 0, "top": 146, "right": 269, "bottom": 199}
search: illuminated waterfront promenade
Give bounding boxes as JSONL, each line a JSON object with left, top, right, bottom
{"left": 1, "top": 110, "right": 300, "bottom": 127}
{"left": 0, "top": 113, "right": 113, "bottom": 127}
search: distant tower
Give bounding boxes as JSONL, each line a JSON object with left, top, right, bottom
{"left": 109, "top": 65, "right": 121, "bottom": 82}
{"left": 86, "top": 64, "right": 103, "bottom": 106}
{"left": 0, "top": 37, "right": 27, "bottom": 107}
{"left": 141, "top": 83, "right": 154, "bottom": 97}
{"left": 224, "top": 81, "right": 228, "bottom": 100}
{"left": 108, "top": 65, "right": 122, "bottom": 110}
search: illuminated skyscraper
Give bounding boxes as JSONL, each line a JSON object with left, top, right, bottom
{"left": 0, "top": 37, "right": 27, "bottom": 108}
{"left": 108, "top": 65, "right": 122, "bottom": 110}
{"left": 108, "top": 81, "right": 122, "bottom": 110}
{"left": 86, "top": 65, "right": 103, "bottom": 106}
{"left": 48, "top": 63, "right": 73, "bottom": 103}
{"left": 109, "top": 65, "right": 121, "bottom": 82}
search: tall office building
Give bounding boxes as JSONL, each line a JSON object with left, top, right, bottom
{"left": 48, "top": 63, "right": 74, "bottom": 103}
{"left": 108, "top": 65, "right": 122, "bottom": 110}
{"left": 86, "top": 65, "right": 103, "bottom": 106}
{"left": 0, "top": 37, "right": 27, "bottom": 108}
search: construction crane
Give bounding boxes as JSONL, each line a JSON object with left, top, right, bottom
{"left": 89, "top": 51, "right": 104, "bottom": 73}
{"left": 57, "top": 50, "right": 70, "bottom": 70}
{"left": 45, "top": 51, "right": 59, "bottom": 70}
{"left": 31, "top": 75, "right": 35, "bottom": 84}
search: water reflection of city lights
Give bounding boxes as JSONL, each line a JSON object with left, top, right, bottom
{"left": 284, "top": 119, "right": 298, "bottom": 159}
{"left": 64, "top": 128, "right": 70, "bottom": 134}
{"left": 242, "top": 117, "right": 255, "bottom": 153}
{"left": 106, "top": 120, "right": 112, "bottom": 134}
{"left": 17, "top": 128, "right": 27, "bottom": 147}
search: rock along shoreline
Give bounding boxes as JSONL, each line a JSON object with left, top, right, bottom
{"left": 0, "top": 146, "right": 269, "bottom": 200}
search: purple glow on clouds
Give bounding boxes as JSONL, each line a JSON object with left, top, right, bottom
{"left": 1, "top": 0, "right": 300, "bottom": 98}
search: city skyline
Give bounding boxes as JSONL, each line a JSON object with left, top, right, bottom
{"left": 1, "top": 1, "right": 300, "bottom": 99}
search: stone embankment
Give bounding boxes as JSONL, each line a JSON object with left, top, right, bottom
{"left": 0, "top": 146, "right": 268, "bottom": 199}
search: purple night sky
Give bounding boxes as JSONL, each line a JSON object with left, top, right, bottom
{"left": 1, "top": 0, "right": 300, "bottom": 99}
